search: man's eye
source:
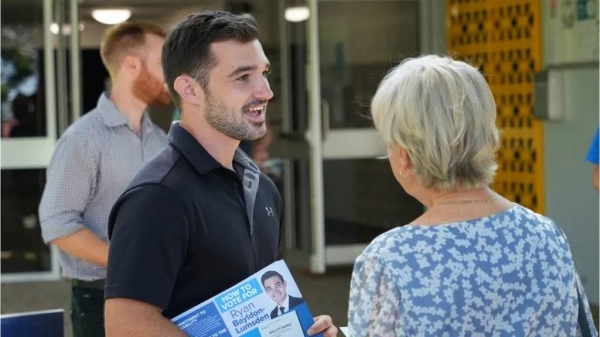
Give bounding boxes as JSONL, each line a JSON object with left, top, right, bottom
{"left": 263, "top": 70, "right": 271, "bottom": 77}
{"left": 237, "top": 74, "right": 249, "bottom": 82}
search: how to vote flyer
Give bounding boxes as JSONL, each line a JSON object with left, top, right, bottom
{"left": 171, "top": 260, "right": 321, "bottom": 337}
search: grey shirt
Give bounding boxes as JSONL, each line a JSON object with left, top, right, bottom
{"left": 39, "top": 93, "right": 168, "bottom": 280}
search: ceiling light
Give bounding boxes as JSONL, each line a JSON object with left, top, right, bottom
{"left": 285, "top": 6, "right": 309, "bottom": 22}
{"left": 92, "top": 9, "right": 131, "bottom": 25}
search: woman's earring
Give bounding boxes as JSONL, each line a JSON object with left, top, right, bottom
{"left": 399, "top": 168, "right": 410, "bottom": 178}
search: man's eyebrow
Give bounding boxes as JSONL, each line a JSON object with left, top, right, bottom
{"left": 229, "top": 65, "right": 257, "bottom": 78}
{"left": 228, "top": 63, "right": 271, "bottom": 78}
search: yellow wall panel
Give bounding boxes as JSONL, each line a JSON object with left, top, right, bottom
{"left": 447, "top": 0, "right": 545, "bottom": 213}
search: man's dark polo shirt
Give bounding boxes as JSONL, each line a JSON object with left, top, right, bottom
{"left": 105, "top": 122, "right": 283, "bottom": 319}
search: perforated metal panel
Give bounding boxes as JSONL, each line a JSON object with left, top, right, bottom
{"left": 447, "top": 0, "right": 544, "bottom": 213}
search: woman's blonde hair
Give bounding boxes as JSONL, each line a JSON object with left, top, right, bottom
{"left": 371, "top": 55, "right": 499, "bottom": 191}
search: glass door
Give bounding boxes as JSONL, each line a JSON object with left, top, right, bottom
{"left": 1, "top": 0, "right": 81, "bottom": 282}
{"left": 314, "top": 0, "right": 425, "bottom": 272}
{"left": 276, "top": 0, "right": 445, "bottom": 273}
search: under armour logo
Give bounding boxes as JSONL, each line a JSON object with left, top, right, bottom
{"left": 265, "top": 207, "right": 274, "bottom": 217}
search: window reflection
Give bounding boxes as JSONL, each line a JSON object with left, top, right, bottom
{"left": 1, "top": 169, "right": 51, "bottom": 273}
{"left": 319, "top": 0, "right": 419, "bottom": 129}
{"left": 1, "top": 2, "right": 46, "bottom": 138}
{"left": 324, "top": 159, "right": 423, "bottom": 245}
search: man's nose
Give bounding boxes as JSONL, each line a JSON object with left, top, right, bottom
{"left": 254, "top": 78, "right": 274, "bottom": 101}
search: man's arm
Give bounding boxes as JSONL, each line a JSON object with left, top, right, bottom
{"left": 105, "top": 184, "right": 189, "bottom": 335}
{"left": 52, "top": 229, "right": 108, "bottom": 266}
{"left": 105, "top": 299, "right": 185, "bottom": 337}
{"left": 39, "top": 132, "right": 108, "bottom": 266}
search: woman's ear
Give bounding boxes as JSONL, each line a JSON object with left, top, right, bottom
{"left": 397, "top": 146, "right": 412, "bottom": 171}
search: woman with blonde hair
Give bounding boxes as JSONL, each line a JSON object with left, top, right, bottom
{"left": 347, "top": 55, "right": 597, "bottom": 336}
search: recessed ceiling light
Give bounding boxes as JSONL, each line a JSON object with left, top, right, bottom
{"left": 285, "top": 6, "right": 310, "bottom": 22}
{"left": 92, "top": 9, "right": 132, "bottom": 25}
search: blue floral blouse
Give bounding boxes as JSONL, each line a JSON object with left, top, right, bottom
{"left": 348, "top": 204, "right": 597, "bottom": 336}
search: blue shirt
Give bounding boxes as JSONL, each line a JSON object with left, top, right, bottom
{"left": 39, "top": 94, "right": 167, "bottom": 280}
{"left": 348, "top": 204, "right": 597, "bottom": 336}
{"left": 586, "top": 127, "right": 599, "bottom": 165}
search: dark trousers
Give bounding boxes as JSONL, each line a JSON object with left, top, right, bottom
{"left": 71, "top": 280, "right": 105, "bottom": 337}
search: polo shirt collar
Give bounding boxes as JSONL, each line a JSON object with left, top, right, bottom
{"left": 167, "top": 122, "right": 260, "bottom": 176}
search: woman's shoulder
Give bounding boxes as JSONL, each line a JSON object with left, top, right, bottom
{"left": 358, "top": 204, "right": 562, "bottom": 264}
{"left": 357, "top": 225, "right": 434, "bottom": 266}
{"left": 508, "top": 204, "right": 564, "bottom": 236}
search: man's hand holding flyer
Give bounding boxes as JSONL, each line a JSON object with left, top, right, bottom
{"left": 172, "top": 260, "right": 321, "bottom": 337}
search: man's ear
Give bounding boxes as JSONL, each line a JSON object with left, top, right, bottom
{"left": 121, "top": 55, "right": 141, "bottom": 77}
{"left": 173, "top": 75, "right": 205, "bottom": 106}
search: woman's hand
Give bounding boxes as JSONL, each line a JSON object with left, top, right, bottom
{"left": 307, "top": 315, "right": 338, "bottom": 336}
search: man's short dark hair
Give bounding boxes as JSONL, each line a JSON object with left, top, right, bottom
{"left": 162, "top": 11, "right": 259, "bottom": 108}
{"left": 261, "top": 270, "right": 284, "bottom": 286}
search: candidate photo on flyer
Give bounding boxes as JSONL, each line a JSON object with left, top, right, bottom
{"left": 260, "top": 270, "right": 305, "bottom": 319}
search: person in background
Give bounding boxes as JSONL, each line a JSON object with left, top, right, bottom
{"left": 103, "top": 11, "right": 337, "bottom": 337}
{"left": 38, "top": 21, "right": 171, "bottom": 337}
{"left": 586, "top": 126, "right": 599, "bottom": 191}
{"left": 347, "top": 55, "right": 597, "bottom": 336}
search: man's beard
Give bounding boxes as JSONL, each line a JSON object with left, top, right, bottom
{"left": 132, "top": 64, "right": 171, "bottom": 106}
{"left": 204, "top": 91, "right": 267, "bottom": 141}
